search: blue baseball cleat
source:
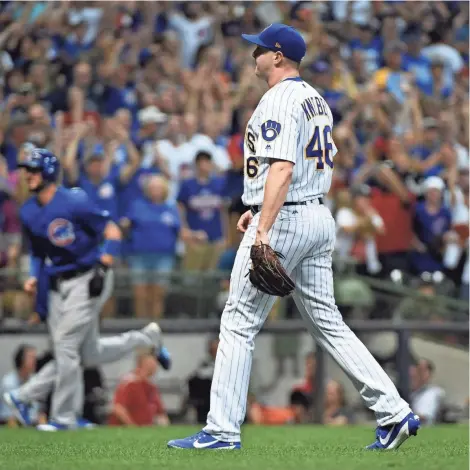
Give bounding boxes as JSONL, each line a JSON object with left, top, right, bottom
{"left": 76, "top": 418, "right": 96, "bottom": 429}
{"left": 37, "top": 421, "right": 71, "bottom": 432}
{"left": 366, "top": 412, "right": 420, "bottom": 450}
{"left": 157, "top": 346, "right": 172, "bottom": 370}
{"left": 168, "top": 431, "right": 241, "bottom": 450}
{"left": 3, "top": 392, "right": 32, "bottom": 426}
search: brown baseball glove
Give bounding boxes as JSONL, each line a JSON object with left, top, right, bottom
{"left": 248, "top": 243, "right": 295, "bottom": 297}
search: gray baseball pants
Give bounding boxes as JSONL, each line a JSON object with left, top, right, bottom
{"left": 17, "top": 269, "right": 159, "bottom": 426}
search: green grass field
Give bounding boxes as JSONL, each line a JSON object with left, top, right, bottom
{"left": 0, "top": 425, "right": 468, "bottom": 470}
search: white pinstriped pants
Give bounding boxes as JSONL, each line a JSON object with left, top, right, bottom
{"left": 204, "top": 201, "right": 411, "bottom": 441}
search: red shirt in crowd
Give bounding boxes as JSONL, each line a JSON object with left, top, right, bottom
{"left": 108, "top": 373, "right": 165, "bottom": 426}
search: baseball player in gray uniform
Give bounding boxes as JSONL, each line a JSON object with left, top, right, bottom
{"left": 168, "top": 24, "right": 420, "bottom": 450}
{"left": 3, "top": 149, "right": 169, "bottom": 431}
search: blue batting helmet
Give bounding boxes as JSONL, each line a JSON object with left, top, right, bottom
{"left": 18, "top": 148, "right": 60, "bottom": 182}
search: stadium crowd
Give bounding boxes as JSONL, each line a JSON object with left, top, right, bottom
{"left": 0, "top": 0, "right": 468, "bottom": 321}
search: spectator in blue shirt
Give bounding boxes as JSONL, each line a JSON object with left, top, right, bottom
{"left": 63, "top": 121, "right": 140, "bottom": 225}
{"left": 410, "top": 176, "right": 453, "bottom": 275}
{"left": 102, "top": 64, "right": 139, "bottom": 131}
{"left": 349, "top": 23, "right": 383, "bottom": 75}
{"left": 419, "top": 58, "right": 453, "bottom": 100}
{"left": 410, "top": 118, "right": 443, "bottom": 179}
{"left": 121, "top": 175, "right": 205, "bottom": 318}
{"left": 62, "top": 20, "right": 94, "bottom": 63}
{"left": 119, "top": 106, "right": 168, "bottom": 218}
{"left": 402, "top": 29, "right": 432, "bottom": 93}
{"left": 178, "top": 151, "right": 228, "bottom": 272}
{"left": 0, "top": 345, "right": 42, "bottom": 426}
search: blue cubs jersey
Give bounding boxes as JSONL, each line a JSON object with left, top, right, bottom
{"left": 125, "top": 199, "right": 181, "bottom": 255}
{"left": 177, "top": 176, "right": 226, "bottom": 242}
{"left": 21, "top": 187, "right": 110, "bottom": 275}
{"left": 71, "top": 165, "right": 121, "bottom": 222}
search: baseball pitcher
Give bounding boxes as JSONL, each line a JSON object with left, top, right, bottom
{"left": 168, "top": 24, "right": 420, "bottom": 451}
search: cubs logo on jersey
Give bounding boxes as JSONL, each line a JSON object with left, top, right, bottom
{"left": 161, "top": 211, "right": 177, "bottom": 227}
{"left": 99, "top": 182, "right": 114, "bottom": 199}
{"left": 48, "top": 219, "right": 76, "bottom": 247}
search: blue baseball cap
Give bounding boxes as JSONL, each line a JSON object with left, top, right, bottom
{"left": 86, "top": 143, "right": 106, "bottom": 162}
{"left": 242, "top": 23, "right": 306, "bottom": 63}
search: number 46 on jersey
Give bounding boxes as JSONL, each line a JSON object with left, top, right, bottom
{"left": 245, "top": 123, "right": 334, "bottom": 178}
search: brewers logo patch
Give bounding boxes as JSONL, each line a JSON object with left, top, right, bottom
{"left": 261, "top": 120, "right": 281, "bottom": 142}
{"left": 48, "top": 219, "right": 75, "bottom": 247}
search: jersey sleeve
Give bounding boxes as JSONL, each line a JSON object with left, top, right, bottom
{"left": 256, "top": 86, "right": 301, "bottom": 164}
{"left": 71, "top": 189, "right": 110, "bottom": 235}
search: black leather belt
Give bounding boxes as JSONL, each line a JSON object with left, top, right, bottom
{"left": 250, "top": 198, "right": 324, "bottom": 216}
{"left": 50, "top": 266, "right": 93, "bottom": 291}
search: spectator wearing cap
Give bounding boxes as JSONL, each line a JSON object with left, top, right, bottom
{"left": 108, "top": 346, "right": 169, "bottom": 427}
{"left": 135, "top": 106, "right": 167, "bottom": 164}
{"left": 335, "top": 185, "right": 385, "bottom": 275}
{"left": 119, "top": 106, "right": 167, "bottom": 217}
{"left": 177, "top": 151, "right": 228, "bottom": 272}
{"left": 0, "top": 345, "right": 42, "bottom": 426}
{"left": 120, "top": 174, "right": 205, "bottom": 319}
{"left": 63, "top": 120, "right": 140, "bottom": 224}
{"left": 349, "top": 23, "right": 383, "bottom": 76}
{"left": 402, "top": 29, "right": 433, "bottom": 94}
{"left": 410, "top": 176, "right": 452, "bottom": 275}
{"left": 188, "top": 114, "right": 232, "bottom": 174}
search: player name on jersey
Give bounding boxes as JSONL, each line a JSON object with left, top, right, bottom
{"left": 300, "top": 96, "right": 329, "bottom": 121}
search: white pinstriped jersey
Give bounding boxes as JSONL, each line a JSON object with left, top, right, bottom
{"left": 242, "top": 77, "right": 338, "bottom": 206}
